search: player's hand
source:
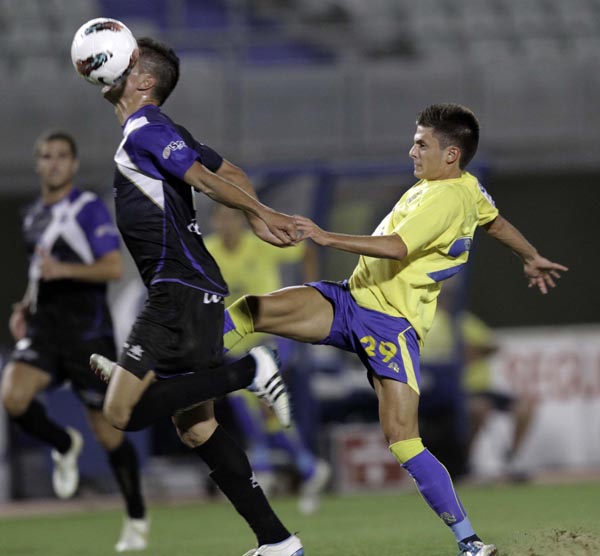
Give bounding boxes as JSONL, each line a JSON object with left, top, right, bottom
{"left": 247, "top": 214, "right": 286, "bottom": 246}
{"left": 523, "top": 254, "right": 568, "bottom": 294}
{"left": 258, "top": 208, "right": 299, "bottom": 246}
{"left": 37, "top": 248, "right": 68, "bottom": 281}
{"left": 294, "top": 215, "right": 327, "bottom": 245}
{"left": 8, "top": 302, "right": 27, "bottom": 341}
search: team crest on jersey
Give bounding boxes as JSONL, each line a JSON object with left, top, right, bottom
{"left": 162, "top": 140, "right": 186, "bottom": 159}
{"left": 477, "top": 181, "right": 496, "bottom": 206}
{"left": 407, "top": 189, "right": 424, "bottom": 204}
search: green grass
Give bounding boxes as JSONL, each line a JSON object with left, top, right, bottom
{"left": 1, "top": 482, "right": 599, "bottom": 555}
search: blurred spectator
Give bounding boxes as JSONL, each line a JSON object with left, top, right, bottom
{"left": 421, "top": 283, "right": 534, "bottom": 480}
{"left": 204, "top": 204, "right": 330, "bottom": 514}
{"left": 461, "top": 312, "right": 534, "bottom": 480}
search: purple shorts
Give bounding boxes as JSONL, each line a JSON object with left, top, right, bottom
{"left": 308, "top": 280, "right": 422, "bottom": 393}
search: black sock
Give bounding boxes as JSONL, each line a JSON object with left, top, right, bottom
{"left": 194, "top": 426, "right": 290, "bottom": 546}
{"left": 12, "top": 399, "right": 71, "bottom": 453}
{"left": 108, "top": 438, "right": 146, "bottom": 519}
{"left": 124, "top": 356, "right": 256, "bottom": 431}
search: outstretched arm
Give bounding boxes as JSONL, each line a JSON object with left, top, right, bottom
{"left": 215, "top": 159, "right": 284, "bottom": 246}
{"left": 184, "top": 161, "right": 297, "bottom": 246}
{"left": 483, "top": 215, "right": 568, "bottom": 294}
{"left": 294, "top": 215, "right": 407, "bottom": 260}
{"left": 37, "top": 249, "right": 123, "bottom": 283}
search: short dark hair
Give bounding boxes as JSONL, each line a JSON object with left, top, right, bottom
{"left": 416, "top": 103, "right": 480, "bottom": 168}
{"left": 34, "top": 130, "right": 78, "bottom": 158}
{"left": 137, "top": 37, "right": 180, "bottom": 106}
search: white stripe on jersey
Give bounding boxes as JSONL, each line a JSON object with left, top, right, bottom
{"left": 28, "top": 191, "right": 97, "bottom": 312}
{"left": 114, "top": 116, "right": 165, "bottom": 210}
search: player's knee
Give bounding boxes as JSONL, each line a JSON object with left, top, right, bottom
{"left": 176, "top": 419, "right": 218, "bottom": 448}
{"left": 89, "top": 415, "right": 124, "bottom": 449}
{"left": 1, "top": 387, "right": 31, "bottom": 417}
{"left": 380, "top": 416, "right": 418, "bottom": 445}
{"left": 102, "top": 400, "right": 131, "bottom": 431}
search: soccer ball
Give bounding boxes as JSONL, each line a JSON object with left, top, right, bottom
{"left": 71, "top": 18, "right": 138, "bottom": 86}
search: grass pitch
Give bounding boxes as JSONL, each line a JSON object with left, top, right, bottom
{"left": 0, "top": 481, "right": 598, "bottom": 555}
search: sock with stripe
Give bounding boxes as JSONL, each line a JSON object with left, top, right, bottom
{"left": 390, "top": 437, "right": 476, "bottom": 542}
{"left": 124, "top": 356, "right": 256, "bottom": 431}
{"left": 194, "top": 425, "right": 290, "bottom": 546}
{"left": 223, "top": 296, "right": 255, "bottom": 353}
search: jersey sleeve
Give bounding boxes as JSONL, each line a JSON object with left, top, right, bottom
{"left": 475, "top": 182, "right": 499, "bottom": 226}
{"left": 76, "top": 197, "right": 120, "bottom": 259}
{"left": 393, "top": 188, "right": 463, "bottom": 255}
{"left": 195, "top": 142, "right": 224, "bottom": 173}
{"left": 130, "top": 123, "right": 201, "bottom": 180}
{"left": 174, "top": 123, "right": 224, "bottom": 173}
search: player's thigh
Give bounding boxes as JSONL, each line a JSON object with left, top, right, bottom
{"left": 0, "top": 362, "right": 52, "bottom": 415}
{"left": 85, "top": 407, "right": 125, "bottom": 451}
{"left": 252, "top": 285, "right": 334, "bottom": 343}
{"left": 372, "top": 376, "right": 420, "bottom": 443}
{"left": 172, "top": 401, "right": 217, "bottom": 447}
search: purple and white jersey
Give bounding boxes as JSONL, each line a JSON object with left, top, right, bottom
{"left": 113, "top": 105, "right": 228, "bottom": 295}
{"left": 22, "top": 188, "right": 120, "bottom": 340}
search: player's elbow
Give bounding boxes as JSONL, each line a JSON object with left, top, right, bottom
{"left": 103, "top": 252, "right": 124, "bottom": 281}
{"left": 110, "top": 261, "right": 124, "bottom": 281}
{"left": 388, "top": 236, "right": 408, "bottom": 260}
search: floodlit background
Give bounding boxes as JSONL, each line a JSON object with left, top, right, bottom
{"left": 0, "top": 0, "right": 598, "bottom": 520}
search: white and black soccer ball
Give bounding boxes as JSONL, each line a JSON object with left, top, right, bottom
{"left": 71, "top": 18, "right": 138, "bottom": 86}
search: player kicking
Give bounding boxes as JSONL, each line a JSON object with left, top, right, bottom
{"left": 222, "top": 104, "right": 568, "bottom": 556}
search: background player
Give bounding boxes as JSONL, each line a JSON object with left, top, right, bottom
{"left": 205, "top": 204, "right": 330, "bottom": 514}
{"left": 222, "top": 103, "right": 568, "bottom": 556}
{"left": 0, "top": 130, "right": 149, "bottom": 552}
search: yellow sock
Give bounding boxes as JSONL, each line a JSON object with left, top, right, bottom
{"left": 389, "top": 437, "right": 425, "bottom": 464}
{"left": 224, "top": 296, "right": 255, "bottom": 352}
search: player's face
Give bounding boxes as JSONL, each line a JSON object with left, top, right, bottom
{"left": 36, "top": 140, "right": 78, "bottom": 191}
{"left": 102, "top": 60, "right": 143, "bottom": 105}
{"left": 409, "top": 126, "right": 454, "bottom": 181}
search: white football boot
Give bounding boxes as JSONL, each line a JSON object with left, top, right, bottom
{"left": 51, "top": 427, "right": 83, "bottom": 499}
{"left": 247, "top": 347, "right": 291, "bottom": 428}
{"left": 242, "top": 534, "right": 304, "bottom": 556}
{"left": 90, "top": 353, "right": 116, "bottom": 383}
{"left": 457, "top": 540, "right": 498, "bottom": 556}
{"left": 115, "top": 517, "right": 150, "bottom": 552}
{"left": 298, "top": 459, "right": 331, "bottom": 515}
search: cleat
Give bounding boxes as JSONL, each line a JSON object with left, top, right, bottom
{"left": 242, "top": 534, "right": 304, "bottom": 556}
{"left": 248, "top": 346, "right": 291, "bottom": 428}
{"left": 298, "top": 459, "right": 331, "bottom": 515}
{"left": 457, "top": 540, "right": 498, "bottom": 556}
{"left": 51, "top": 427, "right": 83, "bottom": 499}
{"left": 90, "top": 353, "right": 116, "bottom": 383}
{"left": 115, "top": 517, "right": 150, "bottom": 552}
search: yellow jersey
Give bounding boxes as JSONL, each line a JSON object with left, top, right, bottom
{"left": 348, "top": 172, "right": 498, "bottom": 342}
{"left": 204, "top": 230, "right": 305, "bottom": 306}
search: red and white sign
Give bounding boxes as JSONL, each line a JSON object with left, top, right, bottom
{"left": 472, "top": 325, "right": 600, "bottom": 475}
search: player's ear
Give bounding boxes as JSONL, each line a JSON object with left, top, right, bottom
{"left": 446, "top": 146, "right": 460, "bottom": 165}
{"left": 138, "top": 73, "right": 155, "bottom": 92}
